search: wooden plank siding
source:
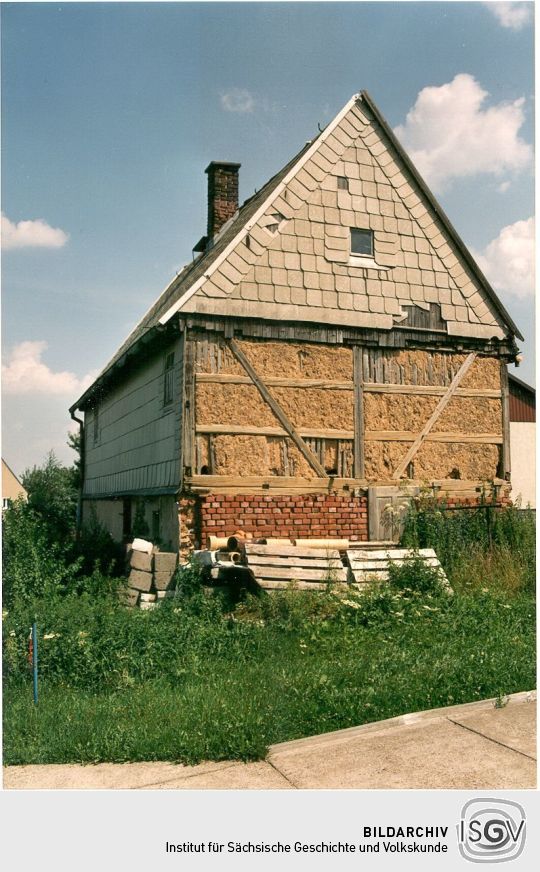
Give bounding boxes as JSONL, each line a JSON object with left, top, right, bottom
{"left": 83, "top": 336, "right": 183, "bottom": 497}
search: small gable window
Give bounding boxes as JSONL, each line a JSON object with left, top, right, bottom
{"left": 337, "top": 176, "right": 349, "bottom": 191}
{"left": 351, "top": 228, "right": 374, "bottom": 258}
{"left": 163, "top": 351, "right": 175, "bottom": 406}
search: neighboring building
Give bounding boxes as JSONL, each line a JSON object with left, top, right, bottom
{"left": 2, "top": 459, "right": 27, "bottom": 510}
{"left": 71, "top": 92, "right": 523, "bottom": 552}
{"left": 509, "top": 374, "right": 535, "bottom": 508}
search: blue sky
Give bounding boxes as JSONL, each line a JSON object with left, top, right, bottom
{"left": 1, "top": 1, "right": 535, "bottom": 474}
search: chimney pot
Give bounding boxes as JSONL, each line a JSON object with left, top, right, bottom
{"left": 205, "top": 161, "right": 241, "bottom": 240}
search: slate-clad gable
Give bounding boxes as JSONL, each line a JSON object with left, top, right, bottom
{"left": 183, "top": 96, "right": 510, "bottom": 341}
{"left": 72, "top": 92, "right": 521, "bottom": 414}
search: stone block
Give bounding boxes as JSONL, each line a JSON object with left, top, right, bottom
{"left": 154, "top": 552, "right": 178, "bottom": 572}
{"left": 154, "top": 571, "right": 175, "bottom": 591}
{"left": 120, "top": 587, "right": 140, "bottom": 607}
{"left": 131, "top": 538, "right": 153, "bottom": 554}
{"left": 129, "top": 550, "right": 153, "bottom": 572}
{"left": 129, "top": 569, "right": 153, "bottom": 592}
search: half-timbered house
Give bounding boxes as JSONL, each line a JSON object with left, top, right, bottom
{"left": 70, "top": 92, "right": 522, "bottom": 552}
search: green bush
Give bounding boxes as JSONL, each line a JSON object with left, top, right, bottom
{"left": 387, "top": 552, "right": 448, "bottom": 596}
{"left": 22, "top": 451, "right": 78, "bottom": 543}
{"left": 401, "top": 497, "right": 535, "bottom": 593}
{"left": 2, "top": 500, "right": 82, "bottom": 609}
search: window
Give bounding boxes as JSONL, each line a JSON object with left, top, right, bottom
{"left": 163, "top": 351, "right": 175, "bottom": 406}
{"left": 337, "top": 176, "right": 349, "bottom": 191}
{"left": 350, "top": 228, "right": 374, "bottom": 257}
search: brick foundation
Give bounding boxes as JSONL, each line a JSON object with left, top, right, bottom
{"left": 178, "top": 489, "right": 511, "bottom": 555}
{"left": 179, "top": 492, "right": 368, "bottom": 551}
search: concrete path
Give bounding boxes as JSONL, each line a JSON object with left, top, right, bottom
{"left": 4, "top": 690, "right": 536, "bottom": 790}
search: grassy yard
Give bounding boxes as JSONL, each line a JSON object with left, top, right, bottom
{"left": 3, "top": 503, "right": 535, "bottom": 765}
{"left": 4, "top": 583, "right": 535, "bottom": 765}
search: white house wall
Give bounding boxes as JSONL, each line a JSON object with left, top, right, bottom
{"left": 510, "top": 422, "right": 535, "bottom": 508}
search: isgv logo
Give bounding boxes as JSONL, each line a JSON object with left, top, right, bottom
{"left": 458, "top": 798, "right": 526, "bottom": 863}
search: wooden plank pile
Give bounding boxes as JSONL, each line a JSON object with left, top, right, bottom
{"left": 347, "top": 547, "right": 448, "bottom": 588}
{"left": 243, "top": 542, "right": 348, "bottom": 591}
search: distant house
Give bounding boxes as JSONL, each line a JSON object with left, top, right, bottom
{"left": 508, "top": 375, "right": 535, "bottom": 508}
{"left": 2, "top": 459, "right": 27, "bottom": 510}
{"left": 70, "top": 92, "right": 523, "bottom": 552}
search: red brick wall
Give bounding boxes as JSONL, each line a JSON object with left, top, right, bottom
{"left": 181, "top": 492, "right": 368, "bottom": 549}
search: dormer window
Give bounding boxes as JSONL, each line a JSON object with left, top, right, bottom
{"left": 350, "top": 228, "right": 374, "bottom": 257}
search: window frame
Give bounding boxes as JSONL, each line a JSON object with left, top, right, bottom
{"left": 350, "top": 227, "right": 374, "bottom": 258}
{"left": 163, "top": 351, "right": 175, "bottom": 407}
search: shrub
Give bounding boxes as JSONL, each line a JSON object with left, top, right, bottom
{"left": 73, "top": 516, "right": 123, "bottom": 577}
{"left": 2, "top": 500, "right": 82, "bottom": 608}
{"left": 22, "top": 451, "right": 78, "bottom": 542}
{"left": 387, "top": 552, "right": 448, "bottom": 596}
{"left": 401, "top": 497, "right": 535, "bottom": 593}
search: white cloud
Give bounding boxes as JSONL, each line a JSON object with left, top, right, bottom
{"left": 473, "top": 217, "right": 535, "bottom": 299}
{"left": 485, "top": 2, "right": 532, "bottom": 30}
{"left": 2, "top": 341, "right": 96, "bottom": 396}
{"left": 1, "top": 212, "right": 69, "bottom": 250}
{"left": 394, "top": 74, "right": 532, "bottom": 191}
{"left": 220, "top": 88, "right": 256, "bottom": 114}
{"left": 497, "top": 180, "right": 511, "bottom": 193}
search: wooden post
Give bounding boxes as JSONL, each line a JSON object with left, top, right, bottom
{"left": 353, "top": 346, "right": 365, "bottom": 479}
{"left": 392, "top": 352, "right": 477, "bottom": 479}
{"left": 228, "top": 338, "right": 329, "bottom": 478}
{"left": 183, "top": 334, "right": 196, "bottom": 476}
{"left": 500, "top": 361, "right": 511, "bottom": 481}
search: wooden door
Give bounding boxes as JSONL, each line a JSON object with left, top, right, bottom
{"left": 368, "top": 485, "right": 419, "bottom": 542}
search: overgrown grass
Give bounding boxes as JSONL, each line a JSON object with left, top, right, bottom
{"left": 3, "top": 504, "right": 535, "bottom": 766}
{"left": 3, "top": 584, "right": 535, "bottom": 764}
{"left": 401, "top": 497, "right": 535, "bottom": 594}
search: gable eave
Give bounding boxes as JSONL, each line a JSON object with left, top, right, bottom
{"left": 156, "top": 94, "right": 363, "bottom": 326}
{"left": 359, "top": 90, "right": 524, "bottom": 342}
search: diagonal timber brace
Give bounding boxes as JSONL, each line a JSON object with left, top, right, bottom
{"left": 227, "top": 338, "right": 329, "bottom": 478}
{"left": 392, "top": 352, "right": 477, "bottom": 479}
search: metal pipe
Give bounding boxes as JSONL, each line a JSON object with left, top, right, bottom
{"left": 70, "top": 408, "right": 85, "bottom": 535}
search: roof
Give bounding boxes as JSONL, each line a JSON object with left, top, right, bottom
{"left": 360, "top": 92, "right": 523, "bottom": 344}
{"left": 71, "top": 137, "right": 316, "bottom": 411}
{"left": 509, "top": 373, "right": 535, "bottom": 396}
{"left": 71, "top": 92, "right": 523, "bottom": 412}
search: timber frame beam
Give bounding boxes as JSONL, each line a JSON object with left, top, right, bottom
{"left": 392, "top": 352, "right": 477, "bottom": 479}
{"left": 227, "top": 337, "right": 329, "bottom": 478}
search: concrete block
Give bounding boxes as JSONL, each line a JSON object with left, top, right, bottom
{"left": 131, "top": 538, "right": 153, "bottom": 554}
{"left": 154, "top": 552, "right": 178, "bottom": 572}
{"left": 129, "top": 550, "right": 152, "bottom": 572}
{"left": 154, "top": 571, "right": 175, "bottom": 591}
{"left": 129, "top": 569, "right": 153, "bottom": 592}
{"left": 120, "top": 587, "right": 140, "bottom": 607}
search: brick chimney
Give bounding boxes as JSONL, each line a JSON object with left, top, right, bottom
{"left": 205, "top": 161, "right": 241, "bottom": 240}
